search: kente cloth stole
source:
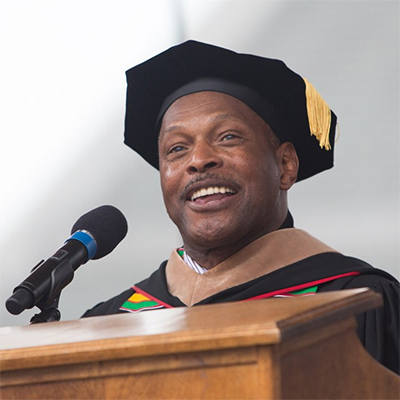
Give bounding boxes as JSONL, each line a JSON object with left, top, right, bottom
{"left": 119, "top": 287, "right": 172, "bottom": 313}
{"left": 119, "top": 284, "right": 319, "bottom": 314}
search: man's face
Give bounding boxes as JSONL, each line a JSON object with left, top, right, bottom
{"left": 158, "top": 91, "right": 286, "bottom": 254}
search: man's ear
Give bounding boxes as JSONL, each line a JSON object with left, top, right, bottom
{"left": 277, "top": 142, "right": 299, "bottom": 190}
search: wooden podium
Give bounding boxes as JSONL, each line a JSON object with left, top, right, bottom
{"left": 0, "top": 288, "right": 399, "bottom": 399}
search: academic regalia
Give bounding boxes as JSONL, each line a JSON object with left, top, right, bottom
{"left": 82, "top": 228, "right": 400, "bottom": 375}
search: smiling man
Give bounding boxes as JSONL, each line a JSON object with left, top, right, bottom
{"left": 158, "top": 91, "right": 296, "bottom": 269}
{"left": 83, "top": 41, "right": 399, "bottom": 375}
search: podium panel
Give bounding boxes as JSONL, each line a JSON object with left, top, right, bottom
{"left": 1, "top": 289, "right": 399, "bottom": 399}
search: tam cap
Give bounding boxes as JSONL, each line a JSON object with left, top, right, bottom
{"left": 124, "top": 40, "right": 337, "bottom": 181}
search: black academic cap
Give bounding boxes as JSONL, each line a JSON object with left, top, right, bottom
{"left": 124, "top": 40, "right": 337, "bottom": 181}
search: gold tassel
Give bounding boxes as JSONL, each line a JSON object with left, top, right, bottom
{"left": 303, "top": 78, "right": 332, "bottom": 150}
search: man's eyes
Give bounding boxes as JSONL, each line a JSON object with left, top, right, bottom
{"left": 221, "top": 133, "right": 238, "bottom": 141}
{"left": 165, "top": 131, "right": 242, "bottom": 155}
{"left": 220, "top": 131, "right": 245, "bottom": 143}
{"left": 167, "top": 144, "right": 186, "bottom": 154}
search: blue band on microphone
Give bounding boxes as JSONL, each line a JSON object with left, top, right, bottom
{"left": 67, "top": 230, "right": 97, "bottom": 261}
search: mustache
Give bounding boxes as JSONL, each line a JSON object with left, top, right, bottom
{"left": 180, "top": 172, "right": 241, "bottom": 201}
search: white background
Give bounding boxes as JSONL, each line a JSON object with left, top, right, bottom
{"left": 1, "top": 0, "right": 398, "bottom": 327}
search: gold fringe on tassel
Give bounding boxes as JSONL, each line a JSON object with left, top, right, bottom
{"left": 303, "top": 78, "right": 332, "bottom": 150}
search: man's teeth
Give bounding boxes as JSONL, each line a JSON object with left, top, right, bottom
{"left": 191, "top": 187, "right": 235, "bottom": 201}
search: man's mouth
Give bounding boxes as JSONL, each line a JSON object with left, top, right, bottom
{"left": 190, "top": 186, "right": 236, "bottom": 201}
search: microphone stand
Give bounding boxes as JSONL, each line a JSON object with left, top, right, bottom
{"left": 30, "top": 294, "right": 61, "bottom": 324}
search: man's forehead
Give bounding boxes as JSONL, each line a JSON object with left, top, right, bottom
{"left": 160, "top": 112, "right": 233, "bottom": 135}
{"left": 160, "top": 91, "right": 265, "bottom": 132}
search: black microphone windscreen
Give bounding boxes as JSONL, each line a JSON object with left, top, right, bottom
{"left": 71, "top": 205, "right": 128, "bottom": 259}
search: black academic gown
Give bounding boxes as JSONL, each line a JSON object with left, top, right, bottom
{"left": 82, "top": 251, "right": 400, "bottom": 375}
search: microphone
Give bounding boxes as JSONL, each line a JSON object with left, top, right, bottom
{"left": 5, "top": 205, "right": 128, "bottom": 316}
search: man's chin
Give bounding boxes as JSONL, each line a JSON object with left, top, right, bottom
{"left": 181, "top": 221, "right": 246, "bottom": 250}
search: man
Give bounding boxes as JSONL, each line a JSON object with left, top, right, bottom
{"left": 83, "top": 41, "right": 399, "bottom": 374}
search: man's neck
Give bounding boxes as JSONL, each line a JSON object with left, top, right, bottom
{"left": 183, "top": 211, "right": 294, "bottom": 270}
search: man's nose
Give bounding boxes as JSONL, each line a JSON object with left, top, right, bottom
{"left": 186, "top": 141, "right": 223, "bottom": 174}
